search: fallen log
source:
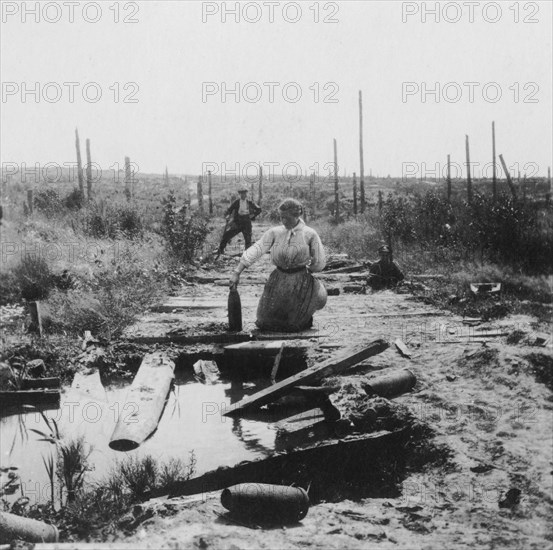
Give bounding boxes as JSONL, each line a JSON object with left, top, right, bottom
{"left": 109, "top": 352, "right": 175, "bottom": 452}
{"left": 223, "top": 339, "right": 389, "bottom": 417}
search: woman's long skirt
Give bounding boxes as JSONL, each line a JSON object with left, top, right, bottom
{"left": 256, "top": 269, "right": 327, "bottom": 332}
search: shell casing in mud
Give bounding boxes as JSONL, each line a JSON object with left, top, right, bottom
{"left": 228, "top": 288, "right": 242, "bottom": 332}
{"left": 0, "top": 511, "right": 59, "bottom": 543}
{"left": 364, "top": 369, "right": 417, "bottom": 398}
{"left": 221, "top": 483, "right": 310, "bottom": 523}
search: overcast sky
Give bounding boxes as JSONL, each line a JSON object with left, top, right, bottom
{"left": 1, "top": 0, "right": 552, "bottom": 181}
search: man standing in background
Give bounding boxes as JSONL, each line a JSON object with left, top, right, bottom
{"left": 217, "top": 186, "right": 262, "bottom": 256}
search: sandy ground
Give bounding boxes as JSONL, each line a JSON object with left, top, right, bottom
{"left": 113, "top": 247, "right": 553, "bottom": 550}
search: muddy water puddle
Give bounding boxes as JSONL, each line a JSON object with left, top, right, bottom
{"left": 0, "top": 369, "right": 278, "bottom": 504}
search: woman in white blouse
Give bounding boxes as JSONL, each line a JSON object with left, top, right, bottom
{"left": 229, "top": 198, "right": 327, "bottom": 332}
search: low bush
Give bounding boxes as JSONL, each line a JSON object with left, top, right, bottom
{"left": 12, "top": 255, "right": 55, "bottom": 301}
{"left": 83, "top": 202, "right": 144, "bottom": 240}
{"left": 161, "top": 191, "right": 210, "bottom": 262}
{"left": 33, "top": 187, "right": 64, "bottom": 218}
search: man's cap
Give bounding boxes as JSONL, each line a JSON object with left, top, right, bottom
{"left": 378, "top": 244, "right": 392, "bottom": 254}
{"left": 237, "top": 185, "right": 248, "bottom": 192}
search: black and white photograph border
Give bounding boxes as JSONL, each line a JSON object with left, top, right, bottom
{"left": 1, "top": 1, "right": 552, "bottom": 548}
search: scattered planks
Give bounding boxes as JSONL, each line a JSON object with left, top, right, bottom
{"left": 109, "top": 352, "right": 175, "bottom": 452}
{"left": 223, "top": 339, "right": 389, "bottom": 417}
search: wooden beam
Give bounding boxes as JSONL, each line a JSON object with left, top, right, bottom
{"left": 109, "top": 352, "right": 175, "bottom": 451}
{"left": 359, "top": 90, "right": 365, "bottom": 213}
{"left": 223, "top": 339, "right": 389, "bottom": 416}
{"left": 75, "top": 128, "right": 84, "bottom": 195}
{"left": 333, "top": 138, "right": 339, "bottom": 223}
{"left": 492, "top": 121, "right": 497, "bottom": 200}
{"left": 224, "top": 340, "right": 309, "bottom": 356}
{"left": 465, "top": 134, "right": 472, "bottom": 204}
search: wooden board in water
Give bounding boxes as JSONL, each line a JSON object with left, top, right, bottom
{"left": 109, "top": 352, "right": 175, "bottom": 452}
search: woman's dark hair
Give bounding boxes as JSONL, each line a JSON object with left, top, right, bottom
{"left": 278, "top": 198, "right": 303, "bottom": 216}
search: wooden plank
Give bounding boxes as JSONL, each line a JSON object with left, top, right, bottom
{"left": 109, "top": 352, "right": 175, "bottom": 452}
{"left": 317, "top": 311, "right": 441, "bottom": 319}
{"left": 394, "top": 339, "right": 412, "bottom": 358}
{"left": 20, "top": 378, "right": 60, "bottom": 390}
{"left": 321, "top": 265, "right": 367, "bottom": 275}
{"left": 223, "top": 339, "right": 389, "bottom": 416}
{"left": 0, "top": 389, "right": 60, "bottom": 406}
{"left": 150, "top": 296, "right": 259, "bottom": 312}
{"left": 125, "top": 333, "right": 252, "bottom": 345}
{"left": 224, "top": 340, "right": 310, "bottom": 355}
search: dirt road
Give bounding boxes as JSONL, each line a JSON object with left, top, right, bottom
{"left": 119, "top": 252, "right": 552, "bottom": 549}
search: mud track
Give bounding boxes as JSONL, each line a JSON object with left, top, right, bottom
{"left": 118, "top": 249, "right": 552, "bottom": 549}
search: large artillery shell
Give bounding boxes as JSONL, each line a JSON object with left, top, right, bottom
{"left": 364, "top": 369, "right": 416, "bottom": 398}
{"left": 221, "top": 483, "right": 309, "bottom": 523}
{"left": 228, "top": 288, "right": 242, "bottom": 332}
{"left": 0, "top": 511, "right": 59, "bottom": 543}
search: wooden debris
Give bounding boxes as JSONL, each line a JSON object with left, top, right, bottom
{"left": 275, "top": 410, "right": 351, "bottom": 452}
{"left": 470, "top": 283, "right": 501, "bottom": 295}
{"left": 109, "top": 352, "right": 175, "bottom": 452}
{"left": 223, "top": 339, "right": 389, "bottom": 416}
{"left": 150, "top": 429, "right": 403, "bottom": 500}
{"left": 224, "top": 340, "right": 309, "bottom": 356}
{"left": 20, "top": 377, "right": 60, "bottom": 390}
{"left": 0, "top": 389, "right": 60, "bottom": 406}
{"left": 321, "top": 265, "right": 367, "bottom": 275}
{"left": 394, "top": 338, "right": 412, "bottom": 358}
{"left": 270, "top": 343, "right": 285, "bottom": 384}
{"left": 28, "top": 302, "right": 43, "bottom": 337}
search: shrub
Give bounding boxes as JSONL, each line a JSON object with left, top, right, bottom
{"left": 64, "top": 188, "right": 86, "bottom": 210}
{"left": 161, "top": 191, "right": 210, "bottom": 262}
{"left": 83, "top": 202, "right": 144, "bottom": 240}
{"left": 33, "top": 187, "right": 63, "bottom": 217}
{"left": 47, "top": 246, "right": 164, "bottom": 339}
{"left": 13, "top": 255, "right": 55, "bottom": 301}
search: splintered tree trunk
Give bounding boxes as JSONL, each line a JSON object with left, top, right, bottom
{"left": 499, "top": 154, "right": 517, "bottom": 198}
{"left": 492, "top": 121, "right": 497, "bottom": 200}
{"left": 85, "top": 138, "right": 92, "bottom": 200}
{"left": 465, "top": 135, "right": 472, "bottom": 204}
{"left": 352, "top": 172, "right": 358, "bottom": 215}
{"left": 359, "top": 90, "right": 365, "bottom": 213}
{"left": 208, "top": 170, "right": 213, "bottom": 214}
{"left": 197, "top": 175, "right": 204, "bottom": 212}
{"left": 124, "top": 156, "right": 132, "bottom": 201}
{"left": 258, "top": 165, "right": 263, "bottom": 206}
{"left": 446, "top": 154, "right": 451, "bottom": 202}
{"left": 333, "top": 138, "right": 339, "bottom": 223}
{"left": 75, "top": 128, "right": 84, "bottom": 195}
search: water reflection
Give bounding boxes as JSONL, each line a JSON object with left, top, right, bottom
{"left": 0, "top": 372, "right": 278, "bottom": 505}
